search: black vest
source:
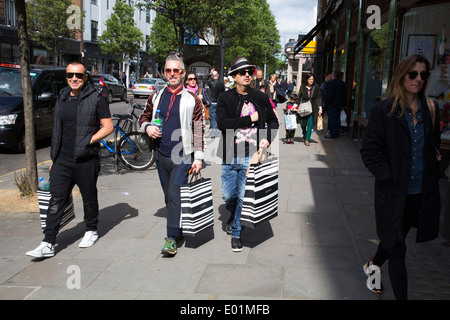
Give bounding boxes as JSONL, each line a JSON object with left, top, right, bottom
{"left": 51, "top": 84, "right": 100, "bottom": 161}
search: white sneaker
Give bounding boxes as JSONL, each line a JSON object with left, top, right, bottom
{"left": 79, "top": 231, "right": 98, "bottom": 248}
{"left": 26, "top": 241, "right": 55, "bottom": 258}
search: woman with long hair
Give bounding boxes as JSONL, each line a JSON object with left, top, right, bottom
{"left": 360, "top": 54, "right": 441, "bottom": 300}
{"left": 295, "top": 74, "right": 322, "bottom": 146}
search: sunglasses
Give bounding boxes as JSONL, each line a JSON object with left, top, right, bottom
{"left": 187, "top": 77, "right": 197, "bottom": 81}
{"left": 407, "top": 71, "right": 430, "bottom": 80}
{"left": 165, "top": 68, "right": 182, "bottom": 75}
{"left": 236, "top": 68, "right": 255, "bottom": 76}
{"left": 66, "top": 72, "right": 85, "bottom": 79}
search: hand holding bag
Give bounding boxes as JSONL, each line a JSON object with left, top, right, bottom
{"left": 180, "top": 171, "right": 214, "bottom": 236}
{"left": 317, "top": 114, "right": 323, "bottom": 131}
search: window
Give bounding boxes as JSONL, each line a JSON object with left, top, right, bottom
{"left": 4, "top": 0, "right": 17, "bottom": 27}
{"left": 91, "top": 21, "right": 98, "bottom": 42}
{"left": 146, "top": 10, "right": 151, "bottom": 24}
{"left": 91, "top": 0, "right": 98, "bottom": 5}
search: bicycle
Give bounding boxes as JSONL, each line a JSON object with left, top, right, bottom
{"left": 100, "top": 114, "right": 155, "bottom": 171}
{"left": 113, "top": 98, "right": 145, "bottom": 134}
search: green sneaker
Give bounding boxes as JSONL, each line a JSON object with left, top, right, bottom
{"left": 161, "top": 237, "right": 177, "bottom": 255}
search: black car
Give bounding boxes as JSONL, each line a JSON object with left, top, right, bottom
{"left": 0, "top": 63, "right": 94, "bottom": 153}
{"left": 91, "top": 73, "right": 127, "bottom": 103}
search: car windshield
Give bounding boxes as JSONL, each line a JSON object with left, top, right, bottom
{"left": 0, "top": 68, "right": 39, "bottom": 96}
{"left": 137, "top": 79, "right": 156, "bottom": 84}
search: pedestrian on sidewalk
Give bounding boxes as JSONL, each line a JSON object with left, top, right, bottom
{"left": 324, "top": 71, "right": 346, "bottom": 139}
{"left": 204, "top": 68, "right": 225, "bottom": 138}
{"left": 296, "top": 74, "right": 322, "bottom": 146}
{"left": 283, "top": 93, "right": 299, "bottom": 144}
{"left": 139, "top": 54, "right": 204, "bottom": 256}
{"left": 216, "top": 56, "right": 279, "bottom": 252}
{"left": 360, "top": 54, "right": 441, "bottom": 300}
{"left": 26, "top": 60, "right": 114, "bottom": 259}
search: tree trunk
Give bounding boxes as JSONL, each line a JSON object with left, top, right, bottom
{"left": 15, "top": 0, "right": 38, "bottom": 192}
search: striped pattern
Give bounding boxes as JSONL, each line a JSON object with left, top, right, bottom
{"left": 241, "top": 158, "right": 278, "bottom": 228}
{"left": 38, "top": 190, "right": 75, "bottom": 232}
{"left": 180, "top": 177, "right": 214, "bottom": 236}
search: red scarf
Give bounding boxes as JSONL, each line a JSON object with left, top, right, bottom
{"left": 165, "top": 85, "right": 183, "bottom": 121}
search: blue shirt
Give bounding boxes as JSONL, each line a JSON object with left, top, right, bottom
{"left": 405, "top": 100, "right": 424, "bottom": 194}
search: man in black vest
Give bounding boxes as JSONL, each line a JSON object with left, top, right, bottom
{"left": 27, "top": 61, "right": 113, "bottom": 258}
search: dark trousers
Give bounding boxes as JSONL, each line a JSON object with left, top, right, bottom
{"left": 43, "top": 156, "right": 100, "bottom": 245}
{"left": 372, "top": 194, "right": 421, "bottom": 300}
{"left": 155, "top": 150, "right": 192, "bottom": 240}
{"left": 328, "top": 106, "right": 341, "bottom": 137}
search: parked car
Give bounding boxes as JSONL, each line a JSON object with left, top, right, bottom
{"left": 91, "top": 73, "right": 127, "bottom": 103}
{"left": 132, "top": 78, "right": 167, "bottom": 98}
{"left": 0, "top": 63, "right": 94, "bottom": 153}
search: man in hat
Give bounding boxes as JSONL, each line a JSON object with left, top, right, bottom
{"left": 216, "top": 56, "right": 279, "bottom": 252}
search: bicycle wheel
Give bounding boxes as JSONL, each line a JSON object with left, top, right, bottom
{"left": 118, "top": 131, "right": 155, "bottom": 170}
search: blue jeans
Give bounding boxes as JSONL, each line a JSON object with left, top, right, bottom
{"left": 221, "top": 156, "right": 250, "bottom": 238}
{"left": 209, "top": 102, "right": 218, "bottom": 134}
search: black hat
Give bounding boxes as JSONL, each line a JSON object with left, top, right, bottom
{"left": 228, "top": 56, "right": 255, "bottom": 75}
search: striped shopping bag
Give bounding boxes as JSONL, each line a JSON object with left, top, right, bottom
{"left": 241, "top": 151, "right": 278, "bottom": 228}
{"left": 180, "top": 173, "right": 214, "bottom": 236}
{"left": 38, "top": 190, "right": 75, "bottom": 232}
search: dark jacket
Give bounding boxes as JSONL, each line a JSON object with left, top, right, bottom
{"left": 204, "top": 76, "right": 225, "bottom": 103}
{"left": 325, "top": 77, "right": 346, "bottom": 109}
{"left": 360, "top": 95, "right": 441, "bottom": 253}
{"left": 51, "top": 84, "right": 101, "bottom": 161}
{"left": 297, "top": 83, "right": 322, "bottom": 127}
{"left": 216, "top": 88, "right": 279, "bottom": 163}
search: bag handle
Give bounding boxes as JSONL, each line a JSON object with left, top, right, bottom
{"left": 187, "top": 168, "right": 203, "bottom": 183}
{"left": 246, "top": 147, "right": 269, "bottom": 176}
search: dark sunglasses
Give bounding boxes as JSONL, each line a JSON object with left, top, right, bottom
{"left": 237, "top": 68, "right": 255, "bottom": 76}
{"left": 187, "top": 77, "right": 197, "bottom": 81}
{"left": 165, "top": 68, "right": 182, "bottom": 75}
{"left": 407, "top": 71, "right": 430, "bottom": 80}
{"left": 66, "top": 72, "right": 85, "bottom": 79}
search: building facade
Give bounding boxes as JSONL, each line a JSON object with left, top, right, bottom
{"left": 0, "top": 0, "right": 156, "bottom": 86}
{"left": 299, "top": 0, "right": 449, "bottom": 152}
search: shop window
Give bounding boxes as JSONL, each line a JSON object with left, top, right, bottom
{"left": 400, "top": 3, "right": 450, "bottom": 142}
{"left": 362, "top": 22, "right": 389, "bottom": 119}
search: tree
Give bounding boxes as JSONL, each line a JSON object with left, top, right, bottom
{"left": 26, "top": 0, "right": 82, "bottom": 66}
{"left": 98, "top": 0, "right": 144, "bottom": 69}
{"left": 142, "top": 0, "right": 281, "bottom": 73}
{"left": 15, "top": 0, "right": 38, "bottom": 192}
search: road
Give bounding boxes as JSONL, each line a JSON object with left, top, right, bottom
{"left": 0, "top": 95, "right": 148, "bottom": 187}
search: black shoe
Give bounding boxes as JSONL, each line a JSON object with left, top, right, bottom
{"left": 231, "top": 238, "right": 243, "bottom": 252}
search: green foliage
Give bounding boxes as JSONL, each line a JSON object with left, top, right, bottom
{"left": 140, "top": 0, "right": 281, "bottom": 71}
{"left": 98, "top": 0, "right": 144, "bottom": 64}
{"left": 26, "top": 0, "right": 81, "bottom": 65}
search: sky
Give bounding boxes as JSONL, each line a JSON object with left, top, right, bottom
{"left": 267, "top": 0, "right": 317, "bottom": 45}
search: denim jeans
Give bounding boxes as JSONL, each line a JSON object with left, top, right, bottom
{"left": 221, "top": 156, "right": 250, "bottom": 238}
{"left": 209, "top": 102, "right": 218, "bottom": 135}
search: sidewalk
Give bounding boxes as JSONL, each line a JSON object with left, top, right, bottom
{"left": 0, "top": 107, "right": 449, "bottom": 301}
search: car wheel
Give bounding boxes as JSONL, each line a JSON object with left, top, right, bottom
{"left": 134, "top": 94, "right": 139, "bottom": 99}
{"left": 107, "top": 91, "right": 113, "bottom": 103}
{"left": 15, "top": 132, "right": 25, "bottom": 153}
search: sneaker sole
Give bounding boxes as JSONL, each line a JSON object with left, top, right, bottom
{"left": 161, "top": 249, "right": 177, "bottom": 255}
{"left": 26, "top": 252, "right": 54, "bottom": 258}
{"left": 231, "top": 247, "right": 243, "bottom": 252}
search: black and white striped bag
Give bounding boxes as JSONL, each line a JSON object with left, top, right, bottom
{"left": 180, "top": 173, "right": 214, "bottom": 236}
{"left": 241, "top": 155, "right": 278, "bottom": 228}
{"left": 38, "top": 190, "right": 75, "bottom": 232}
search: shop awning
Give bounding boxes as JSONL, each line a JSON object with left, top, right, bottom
{"left": 294, "top": 0, "right": 336, "bottom": 54}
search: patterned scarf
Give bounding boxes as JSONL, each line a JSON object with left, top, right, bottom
{"left": 165, "top": 85, "right": 183, "bottom": 121}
